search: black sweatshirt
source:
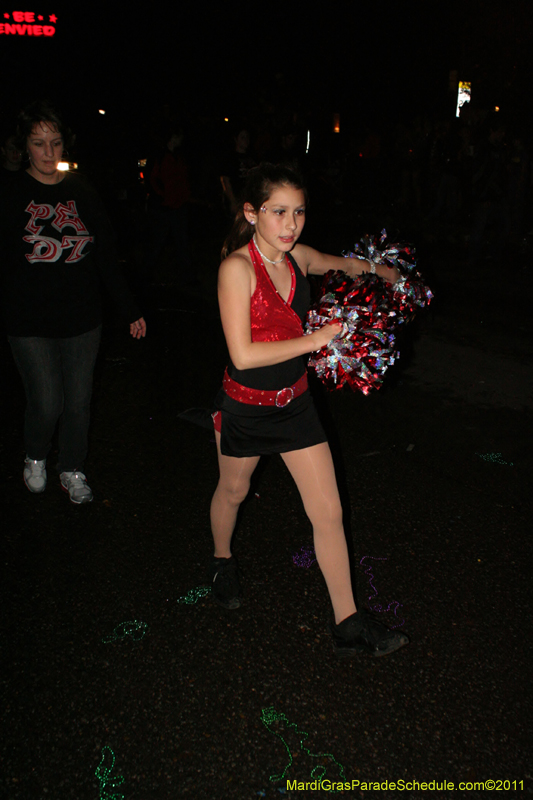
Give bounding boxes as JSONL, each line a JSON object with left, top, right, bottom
{"left": 0, "top": 171, "right": 140, "bottom": 337}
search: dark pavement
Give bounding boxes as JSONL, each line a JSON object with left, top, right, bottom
{"left": 1, "top": 218, "right": 531, "bottom": 799}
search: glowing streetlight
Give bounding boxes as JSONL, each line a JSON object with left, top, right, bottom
{"left": 456, "top": 81, "right": 471, "bottom": 118}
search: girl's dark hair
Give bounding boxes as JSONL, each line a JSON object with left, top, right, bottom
{"left": 221, "top": 163, "right": 307, "bottom": 259}
{"left": 15, "top": 100, "right": 74, "bottom": 152}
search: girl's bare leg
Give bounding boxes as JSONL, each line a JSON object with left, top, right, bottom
{"left": 210, "top": 430, "right": 260, "bottom": 557}
{"left": 281, "top": 442, "right": 357, "bottom": 624}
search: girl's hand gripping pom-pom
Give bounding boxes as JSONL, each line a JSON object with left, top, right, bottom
{"left": 309, "top": 320, "right": 343, "bottom": 351}
{"left": 306, "top": 230, "right": 433, "bottom": 394}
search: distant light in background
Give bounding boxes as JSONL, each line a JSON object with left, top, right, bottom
{"left": 333, "top": 113, "right": 340, "bottom": 133}
{"left": 224, "top": 118, "right": 229, "bottom": 122}
{"left": 456, "top": 81, "right": 471, "bottom": 118}
{"left": 58, "top": 162, "right": 77, "bottom": 171}
{"left": 98, "top": 109, "right": 106, "bottom": 115}
{"left": 494, "top": 106, "right": 500, "bottom": 112}
{"left": 306, "top": 130, "right": 310, "bottom": 154}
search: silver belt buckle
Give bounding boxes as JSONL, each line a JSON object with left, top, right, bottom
{"left": 275, "top": 387, "right": 294, "bottom": 408}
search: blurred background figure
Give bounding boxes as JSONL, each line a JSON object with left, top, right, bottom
{"left": 507, "top": 127, "right": 530, "bottom": 251}
{"left": 219, "top": 127, "right": 255, "bottom": 218}
{"left": 469, "top": 115, "right": 509, "bottom": 264}
{"left": 0, "top": 130, "right": 22, "bottom": 182}
{"left": 143, "top": 123, "right": 195, "bottom": 289}
{"left": 267, "top": 127, "right": 302, "bottom": 172}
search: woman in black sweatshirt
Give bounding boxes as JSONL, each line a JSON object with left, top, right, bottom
{"left": 0, "top": 101, "right": 146, "bottom": 503}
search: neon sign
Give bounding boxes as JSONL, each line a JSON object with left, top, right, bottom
{"left": 0, "top": 11, "right": 57, "bottom": 36}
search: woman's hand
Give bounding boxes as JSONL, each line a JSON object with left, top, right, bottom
{"left": 309, "top": 321, "right": 343, "bottom": 351}
{"left": 130, "top": 317, "right": 147, "bottom": 339}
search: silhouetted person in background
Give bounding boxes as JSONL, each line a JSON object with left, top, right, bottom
{"left": 0, "top": 131, "right": 22, "bottom": 182}
{"left": 144, "top": 125, "right": 194, "bottom": 287}
{"left": 220, "top": 127, "right": 255, "bottom": 217}
{"left": 469, "top": 116, "right": 509, "bottom": 263}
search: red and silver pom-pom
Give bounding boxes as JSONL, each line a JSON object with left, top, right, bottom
{"left": 306, "top": 230, "right": 433, "bottom": 394}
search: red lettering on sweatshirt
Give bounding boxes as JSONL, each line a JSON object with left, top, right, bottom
{"left": 53, "top": 201, "right": 90, "bottom": 234}
{"left": 24, "top": 202, "right": 54, "bottom": 235}
{"left": 24, "top": 201, "right": 94, "bottom": 264}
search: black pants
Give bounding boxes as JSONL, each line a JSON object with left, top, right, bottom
{"left": 9, "top": 325, "right": 101, "bottom": 473}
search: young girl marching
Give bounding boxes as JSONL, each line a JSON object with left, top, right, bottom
{"left": 209, "top": 164, "right": 408, "bottom": 658}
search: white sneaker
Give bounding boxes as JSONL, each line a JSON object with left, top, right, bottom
{"left": 23, "top": 457, "right": 47, "bottom": 493}
{"left": 60, "top": 471, "right": 93, "bottom": 504}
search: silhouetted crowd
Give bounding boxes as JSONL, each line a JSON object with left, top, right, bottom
{"left": 3, "top": 103, "right": 531, "bottom": 299}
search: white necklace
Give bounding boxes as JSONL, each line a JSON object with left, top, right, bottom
{"left": 253, "top": 235, "right": 285, "bottom": 264}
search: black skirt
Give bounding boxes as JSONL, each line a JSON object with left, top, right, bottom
{"left": 215, "top": 388, "right": 327, "bottom": 458}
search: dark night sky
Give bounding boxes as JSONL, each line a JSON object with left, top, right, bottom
{"left": 2, "top": 5, "right": 456, "bottom": 110}
{"left": 2, "top": 2, "right": 532, "bottom": 140}
{"left": 80, "top": 4, "right": 457, "bottom": 113}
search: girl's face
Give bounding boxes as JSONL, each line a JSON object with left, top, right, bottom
{"left": 247, "top": 184, "right": 306, "bottom": 259}
{"left": 26, "top": 121, "right": 64, "bottom": 184}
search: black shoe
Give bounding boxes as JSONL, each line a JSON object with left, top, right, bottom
{"left": 330, "top": 609, "right": 409, "bottom": 658}
{"left": 208, "top": 556, "right": 242, "bottom": 609}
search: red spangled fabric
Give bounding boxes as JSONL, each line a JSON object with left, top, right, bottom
{"left": 248, "top": 239, "right": 303, "bottom": 343}
{"left": 306, "top": 230, "right": 433, "bottom": 394}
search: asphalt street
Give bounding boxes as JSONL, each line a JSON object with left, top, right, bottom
{"left": 1, "top": 214, "right": 531, "bottom": 799}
